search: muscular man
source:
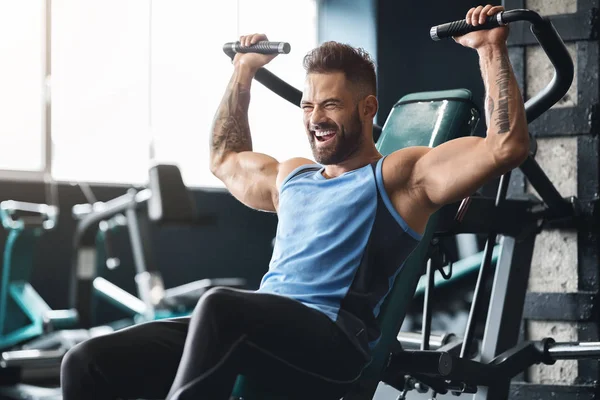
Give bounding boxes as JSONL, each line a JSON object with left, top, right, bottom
{"left": 61, "top": 4, "right": 528, "bottom": 399}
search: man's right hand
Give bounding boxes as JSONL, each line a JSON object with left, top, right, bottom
{"left": 233, "top": 33, "right": 278, "bottom": 73}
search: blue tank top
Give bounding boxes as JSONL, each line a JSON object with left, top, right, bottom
{"left": 257, "top": 156, "right": 422, "bottom": 354}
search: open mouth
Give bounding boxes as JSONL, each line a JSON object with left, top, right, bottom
{"left": 313, "top": 129, "right": 337, "bottom": 143}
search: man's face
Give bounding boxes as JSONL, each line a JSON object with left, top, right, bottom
{"left": 301, "top": 72, "right": 364, "bottom": 165}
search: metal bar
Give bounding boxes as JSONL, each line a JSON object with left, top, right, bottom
{"left": 519, "top": 157, "right": 573, "bottom": 218}
{"left": 414, "top": 246, "right": 501, "bottom": 296}
{"left": 507, "top": 14, "right": 575, "bottom": 124}
{"left": 93, "top": 277, "right": 146, "bottom": 316}
{"left": 69, "top": 189, "right": 151, "bottom": 311}
{"left": 461, "top": 172, "right": 512, "bottom": 359}
{"left": 421, "top": 259, "right": 434, "bottom": 351}
{"left": 474, "top": 233, "right": 536, "bottom": 400}
{"left": 483, "top": 10, "right": 574, "bottom": 125}
{"left": 397, "top": 331, "right": 455, "bottom": 351}
{"left": 11, "top": 283, "right": 51, "bottom": 330}
{"left": 125, "top": 201, "right": 163, "bottom": 320}
{"left": 163, "top": 277, "right": 245, "bottom": 298}
{"left": 72, "top": 247, "right": 95, "bottom": 328}
{"left": 0, "top": 201, "right": 57, "bottom": 231}
{"left": 0, "top": 201, "right": 55, "bottom": 215}
{"left": 459, "top": 238, "right": 496, "bottom": 359}
{"left": 125, "top": 201, "right": 159, "bottom": 275}
{"left": 73, "top": 190, "right": 149, "bottom": 242}
{"left": 548, "top": 342, "right": 600, "bottom": 360}
{"left": 435, "top": 197, "right": 537, "bottom": 237}
{"left": 0, "top": 349, "right": 65, "bottom": 368}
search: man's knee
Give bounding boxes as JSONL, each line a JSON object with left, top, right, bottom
{"left": 61, "top": 338, "right": 102, "bottom": 381}
{"left": 194, "top": 286, "right": 238, "bottom": 317}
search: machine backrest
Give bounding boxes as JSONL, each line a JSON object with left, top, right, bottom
{"left": 147, "top": 163, "right": 197, "bottom": 224}
{"left": 358, "top": 89, "right": 479, "bottom": 387}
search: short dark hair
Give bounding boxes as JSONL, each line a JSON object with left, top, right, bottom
{"left": 303, "top": 41, "right": 377, "bottom": 98}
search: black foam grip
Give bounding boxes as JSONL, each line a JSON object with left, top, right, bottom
{"left": 431, "top": 14, "right": 503, "bottom": 40}
{"left": 223, "top": 41, "right": 291, "bottom": 58}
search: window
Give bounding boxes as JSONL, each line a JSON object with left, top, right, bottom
{"left": 0, "top": 1, "right": 45, "bottom": 173}
{"left": 51, "top": 1, "right": 151, "bottom": 183}
{"left": 1, "top": 0, "right": 317, "bottom": 186}
{"left": 151, "top": 0, "right": 318, "bottom": 187}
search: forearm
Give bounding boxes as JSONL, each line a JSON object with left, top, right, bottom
{"left": 209, "top": 65, "right": 256, "bottom": 171}
{"left": 478, "top": 44, "right": 529, "bottom": 162}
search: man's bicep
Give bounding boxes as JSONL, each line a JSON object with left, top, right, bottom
{"left": 411, "top": 136, "right": 513, "bottom": 207}
{"left": 216, "top": 151, "right": 280, "bottom": 212}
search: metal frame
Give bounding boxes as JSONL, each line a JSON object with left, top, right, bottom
{"left": 501, "top": 0, "right": 600, "bottom": 395}
{"left": 71, "top": 178, "right": 239, "bottom": 327}
{"left": 504, "top": 0, "right": 600, "bottom": 138}
{"left": 383, "top": 6, "right": 595, "bottom": 399}
{"left": 70, "top": 189, "right": 152, "bottom": 327}
{"left": 227, "top": 7, "right": 594, "bottom": 398}
{"left": 474, "top": 235, "right": 537, "bottom": 400}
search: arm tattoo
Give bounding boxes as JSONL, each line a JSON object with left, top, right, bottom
{"left": 495, "top": 52, "right": 511, "bottom": 134}
{"left": 210, "top": 79, "right": 252, "bottom": 162}
{"left": 486, "top": 96, "right": 495, "bottom": 128}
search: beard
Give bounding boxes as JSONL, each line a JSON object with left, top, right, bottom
{"left": 308, "top": 106, "right": 364, "bottom": 165}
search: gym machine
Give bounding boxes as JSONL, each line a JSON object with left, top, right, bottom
{"left": 0, "top": 201, "right": 77, "bottom": 351}
{"left": 70, "top": 163, "right": 246, "bottom": 328}
{"left": 222, "top": 8, "right": 600, "bottom": 400}
{"left": 0, "top": 203, "right": 111, "bottom": 398}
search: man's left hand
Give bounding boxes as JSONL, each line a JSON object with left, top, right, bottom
{"left": 454, "top": 5, "right": 508, "bottom": 50}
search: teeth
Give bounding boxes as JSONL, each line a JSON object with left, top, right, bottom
{"left": 315, "top": 130, "right": 335, "bottom": 137}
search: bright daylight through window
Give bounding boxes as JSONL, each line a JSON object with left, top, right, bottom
{"left": 1, "top": 0, "right": 317, "bottom": 187}
{"left": 0, "top": 1, "right": 45, "bottom": 172}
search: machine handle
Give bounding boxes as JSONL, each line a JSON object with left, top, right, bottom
{"left": 430, "top": 13, "right": 505, "bottom": 41}
{"left": 430, "top": 9, "right": 573, "bottom": 124}
{"left": 223, "top": 41, "right": 291, "bottom": 59}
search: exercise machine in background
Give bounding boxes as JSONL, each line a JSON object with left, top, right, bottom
{"left": 71, "top": 163, "right": 246, "bottom": 329}
{"left": 0, "top": 201, "right": 77, "bottom": 351}
{"left": 0, "top": 184, "right": 112, "bottom": 398}
{"left": 0, "top": 164, "right": 247, "bottom": 399}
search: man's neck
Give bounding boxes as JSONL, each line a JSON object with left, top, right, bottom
{"left": 321, "top": 145, "right": 382, "bottom": 179}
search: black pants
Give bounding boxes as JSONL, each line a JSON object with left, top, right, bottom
{"left": 61, "top": 287, "right": 370, "bottom": 400}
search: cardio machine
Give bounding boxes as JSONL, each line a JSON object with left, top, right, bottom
{"left": 223, "top": 8, "right": 600, "bottom": 400}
